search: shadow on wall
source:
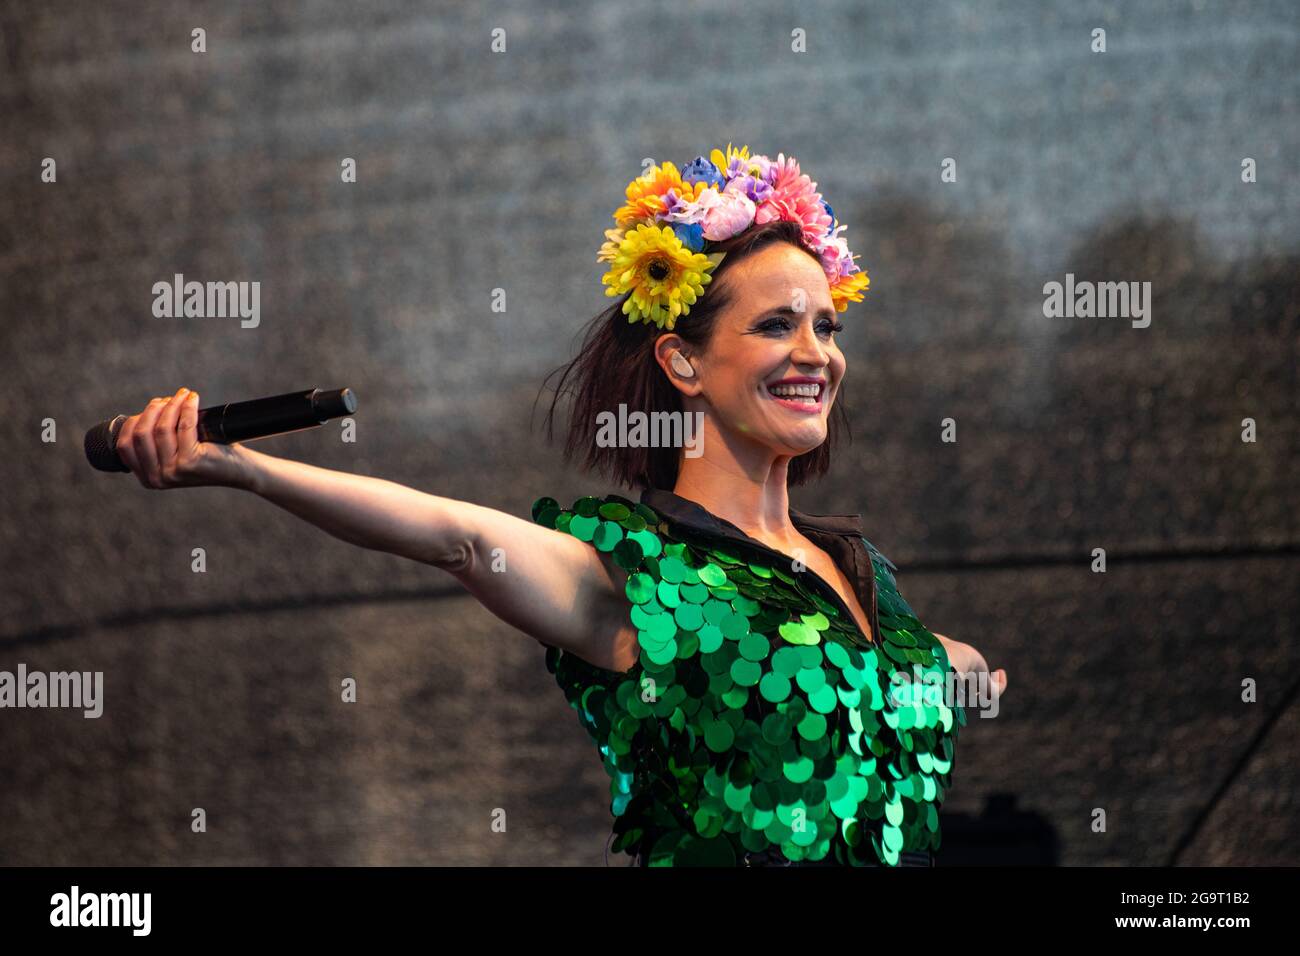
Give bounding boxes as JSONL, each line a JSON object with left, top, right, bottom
{"left": 840, "top": 192, "right": 1297, "bottom": 557}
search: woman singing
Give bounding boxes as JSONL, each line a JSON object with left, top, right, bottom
{"left": 111, "top": 144, "right": 1006, "bottom": 867}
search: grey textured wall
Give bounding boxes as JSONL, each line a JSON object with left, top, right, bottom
{"left": 2, "top": 0, "right": 1297, "bottom": 865}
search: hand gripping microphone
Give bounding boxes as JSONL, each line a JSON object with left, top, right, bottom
{"left": 84, "top": 386, "right": 358, "bottom": 473}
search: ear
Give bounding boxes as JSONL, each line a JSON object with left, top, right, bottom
{"left": 654, "top": 333, "right": 704, "bottom": 397}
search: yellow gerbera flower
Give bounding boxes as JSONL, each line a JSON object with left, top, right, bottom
{"left": 829, "top": 270, "right": 871, "bottom": 312}
{"left": 613, "top": 162, "right": 708, "bottom": 228}
{"left": 600, "top": 223, "right": 719, "bottom": 330}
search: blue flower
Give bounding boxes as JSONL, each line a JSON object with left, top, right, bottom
{"left": 673, "top": 222, "right": 705, "bottom": 252}
{"left": 821, "top": 198, "right": 836, "bottom": 225}
{"left": 680, "top": 156, "right": 724, "bottom": 188}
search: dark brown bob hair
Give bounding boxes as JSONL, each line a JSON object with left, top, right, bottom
{"left": 538, "top": 219, "right": 850, "bottom": 491}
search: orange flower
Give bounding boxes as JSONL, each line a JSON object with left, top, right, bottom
{"left": 829, "top": 271, "right": 871, "bottom": 312}
{"left": 613, "top": 162, "right": 708, "bottom": 227}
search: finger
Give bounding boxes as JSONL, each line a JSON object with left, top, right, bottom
{"left": 118, "top": 398, "right": 168, "bottom": 480}
{"left": 176, "top": 390, "right": 200, "bottom": 455}
{"left": 130, "top": 397, "right": 170, "bottom": 486}
{"left": 153, "top": 387, "right": 189, "bottom": 476}
{"left": 115, "top": 414, "right": 141, "bottom": 477}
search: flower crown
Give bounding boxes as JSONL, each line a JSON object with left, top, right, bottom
{"left": 597, "top": 144, "right": 870, "bottom": 331}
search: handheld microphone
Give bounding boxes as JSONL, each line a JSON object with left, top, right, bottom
{"left": 84, "top": 386, "right": 358, "bottom": 473}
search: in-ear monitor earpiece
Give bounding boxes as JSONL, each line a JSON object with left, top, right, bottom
{"left": 670, "top": 351, "right": 695, "bottom": 379}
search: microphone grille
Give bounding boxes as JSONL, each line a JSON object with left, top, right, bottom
{"left": 85, "top": 417, "right": 131, "bottom": 472}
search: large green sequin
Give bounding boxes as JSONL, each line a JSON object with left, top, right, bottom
{"left": 533, "top": 493, "right": 967, "bottom": 867}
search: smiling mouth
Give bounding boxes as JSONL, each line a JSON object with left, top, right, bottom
{"left": 766, "top": 381, "right": 825, "bottom": 406}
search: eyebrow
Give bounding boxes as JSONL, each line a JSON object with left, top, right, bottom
{"left": 754, "top": 304, "right": 839, "bottom": 322}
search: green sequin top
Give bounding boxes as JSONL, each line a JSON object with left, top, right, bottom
{"left": 531, "top": 488, "right": 967, "bottom": 867}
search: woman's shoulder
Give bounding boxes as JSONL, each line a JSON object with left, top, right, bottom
{"left": 530, "top": 491, "right": 660, "bottom": 527}
{"left": 859, "top": 535, "right": 898, "bottom": 571}
{"left": 530, "top": 492, "right": 667, "bottom": 569}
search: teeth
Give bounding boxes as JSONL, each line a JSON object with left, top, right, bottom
{"left": 768, "top": 383, "right": 822, "bottom": 401}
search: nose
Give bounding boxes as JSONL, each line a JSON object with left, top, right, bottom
{"left": 789, "top": 322, "right": 831, "bottom": 371}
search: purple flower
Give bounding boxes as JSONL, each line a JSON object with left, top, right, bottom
{"left": 729, "top": 175, "right": 773, "bottom": 206}
{"left": 661, "top": 187, "right": 691, "bottom": 220}
{"left": 724, "top": 155, "right": 752, "bottom": 182}
{"left": 751, "top": 153, "right": 776, "bottom": 183}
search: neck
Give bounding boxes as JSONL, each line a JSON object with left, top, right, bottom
{"left": 670, "top": 428, "right": 797, "bottom": 542}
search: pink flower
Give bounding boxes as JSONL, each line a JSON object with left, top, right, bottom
{"left": 817, "top": 224, "right": 857, "bottom": 280}
{"left": 673, "top": 185, "right": 756, "bottom": 241}
{"left": 754, "top": 152, "right": 833, "bottom": 250}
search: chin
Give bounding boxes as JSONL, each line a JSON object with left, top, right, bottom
{"left": 769, "top": 428, "right": 827, "bottom": 458}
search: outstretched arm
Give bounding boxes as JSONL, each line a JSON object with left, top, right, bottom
{"left": 237, "top": 445, "right": 635, "bottom": 669}
{"left": 114, "top": 387, "right": 635, "bottom": 670}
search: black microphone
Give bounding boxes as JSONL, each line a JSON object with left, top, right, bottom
{"left": 84, "top": 386, "right": 358, "bottom": 473}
